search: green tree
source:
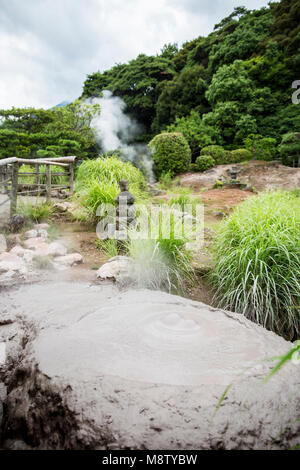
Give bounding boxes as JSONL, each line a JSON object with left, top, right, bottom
{"left": 244, "top": 134, "right": 278, "bottom": 161}
{"left": 153, "top": 65, "right": 209, "bottom": 132}
{"left": 279, "top": 132, "right": 300, "bottom": 166}
{"left": 166, "top": 111, "right": 221, "bottom": 159}
{"left": 82, "top": 54, "right": 175, "bottom": 131}
{"left": 0, "top": 100, "right": 100, "bottom": 160}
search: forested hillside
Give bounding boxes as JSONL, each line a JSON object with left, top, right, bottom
{"left": 82, "top": 0, "right": 300, "bottom": 157}
{"left": 0, "top": 0, "right": 299, "bottom": 164}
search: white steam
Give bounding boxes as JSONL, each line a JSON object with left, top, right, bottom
{"left": 86, "top": 90, "right": 155, "bottom": 182}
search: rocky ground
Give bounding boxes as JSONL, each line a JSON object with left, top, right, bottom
{"left": 179, "top": 160, "right": 300, "bottom": 192}
{"left": 0, "top": 222, "right": 83, "bottom": 287}
{"left": 0, "top": 282, "right": 299, "bottom": 450}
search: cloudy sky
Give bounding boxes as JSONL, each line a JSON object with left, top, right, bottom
{"left": 0, "top": 0, "right": 269, "bottom": 110}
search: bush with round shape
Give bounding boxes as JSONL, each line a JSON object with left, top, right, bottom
{"left": 210, "top": 190, "right": 300, "bottom": 340}
{"left": 149, "top": 132, "right": 191, "bottom": 178}
{"left": 200, "top": 145, "right": 228, "bottom": 165}
{"left": 195, "top": 155, "right": 215, "bottom": 171}
{"left": 229, "top": 148, "right": 253, "bottom": 163}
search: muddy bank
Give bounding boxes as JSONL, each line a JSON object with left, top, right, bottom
{"left": 180, "top": 160, "right": 300, "bottom": 192}
{"left": 0, "top": 282, "right": 299, "bottom": 450}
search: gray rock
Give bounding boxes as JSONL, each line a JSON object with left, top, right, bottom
{"left": 25, "top": 228, "right": 48, "bottom": 239}
{"left": 54, "top": 253, "right": 83, "bottom": 267}
{"left": 53, "top": 202, "right": 73, "bottom": 213}
{"left": 23, "top": 237, "right": 47, "bottom": 250}
{"left": 0, "top": 234, "right": 7, "bottom": 253}
{"left": 1, "top": 283, "right": 299, "bottom": 450}
{"left": 96, "top": 256, "right": 131, "bottom": 280}
{"left": 38, "top": 229, "right": 48, "bottom": 239}
{"left": 8, "top": 214, "right": 25, "bottom": 233}
{"left": 0, "top": 252, "right": 27, "bottom": 278}
{"left": 23, "top": 239, "right": 67, "bottom": 257}
{"left": 24, "top": 229, "right": 38, "bottom": 239}
{"left": 46, "top": 242, "right": 67, "bottom": 257}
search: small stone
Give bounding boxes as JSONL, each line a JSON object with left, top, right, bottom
{"left": 47, "top": 242, "right": 67, "bottom": 257}
{"left": 0, "top": 252, "right": 27, "bottom": 276}
{"left": 32, "top": 242, "right": 52, "bottom": 257}
{"left": 8, "top": 214, "right": 25, "bottom": 233}
{"left": 97, "top": 256, "right": 131, "bottom": 280}
{"left": 38, "top": 229, "right": 48, "bottom": 239}
{"left": 10, "top": 245, "right": 33, "bottom": 259}
{"left": 54, "top": 253, "right": 83, "bottom": 267}
{"left": 23, "top": 237, "right": 46, "bottom": 250}
{"left": 53, "top": 202, "right": 72, "bottom": 213}
{"left": 24, "top": 229, "right": 38, "bottom": 239}
{"left": 24, "top": 239, "right": 67, "bottom": 257}
{"left": 211, "top": 211, "right": 225, "bottom": 219}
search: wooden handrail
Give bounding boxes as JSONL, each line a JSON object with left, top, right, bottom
{"left": 0, "top": 156, "right": 76, "bottom": 166}
{"left": 32, "top": 156, "right": 77, "bottom": 163}
{"left": 16, "top": 158, "right": 69, "bottom": 167}
{"left": 0, "top": 157, "right": 18, "bottom": 166}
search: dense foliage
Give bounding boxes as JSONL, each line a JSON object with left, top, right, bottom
{"left": 149, "top": 133, "right": 191, "bottom": 177}
{"left": 195, "top": 155, "right": 215, "bottom": 172}
{"left": 0, "top": 101, "right": 100, "bottom": 161}
{"left": 211, "top": 191, "right": 300, "bottom": 340}
{"left": 279, "top": 132, "right": 300, "bottom": 165}
{"left": 81, "top": 0, "right": 300, "bottom": 165}
{"left": 74, "top": 156, "right": 147, "bottom": 221}
{"left": 229, "top": 148, "right": 253, "bottom": 163}
{"left": 244, "top": 134, "right": 278, "bottom": 161}
{"left": 200, "top": 145, "right": 229, "bottom": 165}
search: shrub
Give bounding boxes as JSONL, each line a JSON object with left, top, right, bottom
{"left": 210, "top": 191, "right": 300, "bottom": 340}
{"left": 189, "top": 163, "right": 198, "bottom": 172}
{"left": 17, "top": 198, "right": 54, "bottom": 222}
{"left": 195, "top": 155, "right": 215, "bottom": 171}
{"left": 244, "top": 134, "right": 278, "bottom": 161}
{"left": 166, "top": 111, "right": 221, "bottom": 159}
{"left": 229, "top": 148, "right": 252, "bottom": 163}
{"left": 75, "top": 156, "right": 146, "bottom": 193}
{"left": 279, "top": 132, "right": 300, "bottom": 166}
{"left": 96, "top": 238, "right": 119, "bottom": 258}
{"left": 200, "top": 145, "right": 228, "bottom": 165}
{"left": 149, "top": 132, "right": 191, "bottom": 178}
{"left": 74, "top": 156, "right": 147, "bottom": 221}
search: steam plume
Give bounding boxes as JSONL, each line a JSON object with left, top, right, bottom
{"left": 86, "top": 90, "right": 154, "bottom": 182}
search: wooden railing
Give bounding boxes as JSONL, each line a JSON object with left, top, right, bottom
{"left": 0, "top": 156, "right": 76, "bottom": 217}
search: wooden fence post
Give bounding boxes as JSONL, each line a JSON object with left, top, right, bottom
{"left": 10, "top": 162, "right": 19, "bottom": 217}
{"left": 46, "top": 165, "right": 51, "bottom": 201}
{"left": 69, "top": 162, "right": 74, "bottom": 195}
{"left": 35, "top": 163, "right": 41, "bottom": 194}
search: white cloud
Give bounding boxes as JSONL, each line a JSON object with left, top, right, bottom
{"left": 0, "top": 0, "right": 270, "bottom": 110}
